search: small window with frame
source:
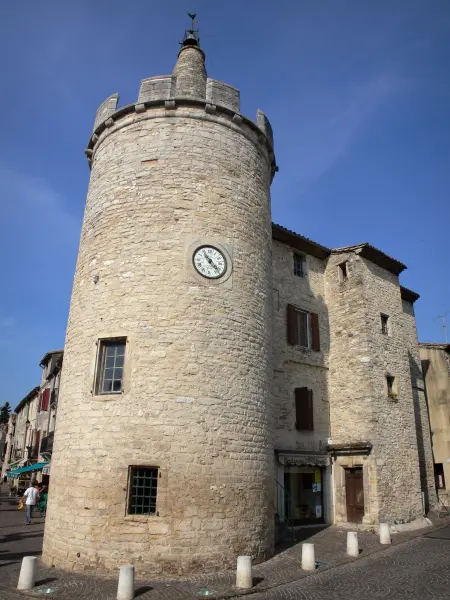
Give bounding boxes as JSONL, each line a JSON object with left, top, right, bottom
{"left": 338, "top": 261, "right": 349, "bottom": 283}
{"left": 386, "top": 375, "right": 398, "bottom": 399}
{"left": 287, "top": 305, "right": 321, "bottom": 351}
{"left": 95, "top": 338, "right": 126, "bottom": 395}
{"left": 293, "top": 253, "right": 305, "bottom": 278}
{"left": 127, "top": 466, "right": 159, "bottom": 515}
{"left": 381, "top": 313, "right": 390, "bottom": 335}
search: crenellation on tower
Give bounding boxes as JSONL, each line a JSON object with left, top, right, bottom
{"left": 206, "top": 78, "right": 240, "bottom": 112}
{"left": 137, "top": 75, "right": 176, "bottom": 103}
{"left": 256, "top": 109, "right": 274, "bottom": 151}
{"left": 92, "top": 92, "right": 119, "bottom": 131}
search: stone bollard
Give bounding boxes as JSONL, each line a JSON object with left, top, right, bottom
{"left": 17, "top": 556, "right": 37, "bottom": 590}
{"left": 347, "top": 531, "right": 359, "bottom": 557}
{"left": 301, "top": 543, "right": 315, "bottom": 571}
{"left": 117, "top": 564, "right": 135, "bottom": 600}
{"left": 235, "top": 555, "right": 253, "bottom": 589}
{"left": 379, "top": 523, "right": 391, "bottom": 545}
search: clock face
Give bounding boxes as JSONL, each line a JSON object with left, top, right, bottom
{"left": 193, "top": 246, "right": 227, "bottom": 279}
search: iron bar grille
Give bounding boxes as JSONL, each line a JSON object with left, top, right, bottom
{"left": 128, "top": 467, "right": 158, "bottom": 515}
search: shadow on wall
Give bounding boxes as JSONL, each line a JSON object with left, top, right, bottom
{"left": 409, "top": 349, "right": 432, "bottom": 513}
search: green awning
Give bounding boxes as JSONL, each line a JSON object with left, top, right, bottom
{"left": 6, "top": 462, "right": 49, "bottom": 479}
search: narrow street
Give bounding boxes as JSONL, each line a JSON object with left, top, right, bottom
{"left": 1, "top": 485, "right": 450, "bottom": 599}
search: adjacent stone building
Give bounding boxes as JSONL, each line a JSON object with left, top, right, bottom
{"left": 1, "top": 350, "right": 63, "bottom": 484}
{"left": 42, "top": 24, "right": 436, "bottom": 576}
{"left": 420, "top": 343, "right": 450, "bottom": 496}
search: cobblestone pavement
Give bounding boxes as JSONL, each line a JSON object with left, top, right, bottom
{"left": 1, "top": 485, "right": 450, "bottom": 599}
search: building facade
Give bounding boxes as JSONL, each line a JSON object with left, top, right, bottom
{"left": 42, "top": 27, "right": 436, "bottom": 576}
{"left": 420, "top": 343, "right": 450, "bottom": 496}
{"left": 1, "top": 350, "right": 62, "bottom": 483}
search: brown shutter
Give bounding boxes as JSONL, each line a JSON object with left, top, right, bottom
{"left": 307, "top": 389, "right": 314, "bottom": 431}
{"left": 295, "top": 387, "right": 309, "bottom": 430}
{"left": 42, "top": 388, "right": 50, "bottom": 411}
{"left": 310, "top": 312, "right": 320, "bottom": 351}
{"left": 37, "top": 393, "right": 42, "bottom": 413}
{"left": 295, "top": 387, "right": 314, "bottom": 431}
{"left": 287, "top": 304, "right": 298, "bottom": 346}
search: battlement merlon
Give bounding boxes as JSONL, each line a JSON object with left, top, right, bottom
{"left": 86, "top": 91, "right": 277, "bottom": 179}
{"left": 92, "top": 93, "right": 119, "bottom": 132}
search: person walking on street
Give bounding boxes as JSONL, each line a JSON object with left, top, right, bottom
{"left": 21, "top": 482, "right": 40, "bottom": 525}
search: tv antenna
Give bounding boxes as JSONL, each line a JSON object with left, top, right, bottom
{"left": 433, "top": 311, "right": 449, "bottom": 343}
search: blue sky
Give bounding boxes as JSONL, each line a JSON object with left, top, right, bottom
{"left": 1, "top": 1, "right": 449, "bottom": 406}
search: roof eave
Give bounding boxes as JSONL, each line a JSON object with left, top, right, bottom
{"left": 332, "top": 245, "right": 406, "bottom": 276}
{"left": 400, "top": 286, "right": 420, "bottom": 303}
{"left": 15, "top": 386, "right": 40, "bottom": 414}
{"left": 272, "top": 224, "right": 331, "bottom": 259}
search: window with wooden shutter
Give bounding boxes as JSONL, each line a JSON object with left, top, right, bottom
{"left": 41, "top": 388, "right": 50, "bottom": 411}
{"left": 287, "top": 304, "right": 298, "bottom": 345}
{"left": 310, "top": 313, "right": 320, "bottom": 351}
{"left": 37, "top": 393, "right": 43, "bottom": 413}
{"left": 287, "top": 306, "right": 320, "bottom": 351}
{"left": 295, "top": 387, "right": 314, "bottom": 431}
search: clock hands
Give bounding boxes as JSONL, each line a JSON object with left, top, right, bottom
{"left": 203, "top": 250, "right": 220, "bottom": 273}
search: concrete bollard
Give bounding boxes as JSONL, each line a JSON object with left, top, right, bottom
{"left": 379, "top": 523, "right": 391, "bottom": 545}
{"left": 117, "top": 564, "right": 135, "bottom": 600}
{"left": 17, "top": 556, "right": 37, "bottom": 590}
{"left": 235, "top": 555, "right": 252, "bottom": 589}
{"left": 301, "top": 543, "right": 315, "bottom": 571}
{"left": 347, "top": 531, "right": 359, "bottom": 557}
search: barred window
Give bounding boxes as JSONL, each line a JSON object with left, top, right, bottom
{"left": 95, "top": 338, "right": 126, "bottom": 394}
{"left": 127, "top": 466, "right": 158, "bottom": 515}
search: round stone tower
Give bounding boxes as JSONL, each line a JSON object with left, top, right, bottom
{"left": 42, "top": 24, "right": 277, "bottom": 576}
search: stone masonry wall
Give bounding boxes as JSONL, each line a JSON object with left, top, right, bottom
{"left": 325, "top": 252, "right": 424, "bottom": 524}
{"left": 42, "top": 102, "right": 275, "bottom": 575}
{"left": 324, "top": 252, "right": 380, "bottom": 523}
{"left": 173, "top": 47, "right": 207, "bottom": 98}
{"left": 362, "top": 260, "right": 424, "bottom": 522}
{"left": 272, "top": 241, "right": 330, "bottom": 453}
{"left": 272, "top": 241, "right": 332, "bottom": 522}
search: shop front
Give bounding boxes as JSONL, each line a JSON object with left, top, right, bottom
{"left": 276, "top": 451, "right": 330, "bottom": 526}
{"left": 284, "top": 465, "right": 324, "bottom": 524}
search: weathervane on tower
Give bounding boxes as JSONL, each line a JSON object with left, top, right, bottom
{"left": 180, "top": 12, "right": 200, "bottom": 48}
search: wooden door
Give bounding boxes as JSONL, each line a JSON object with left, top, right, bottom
{"left": 345, "top": 467, "right": 364, "bottom": 523}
